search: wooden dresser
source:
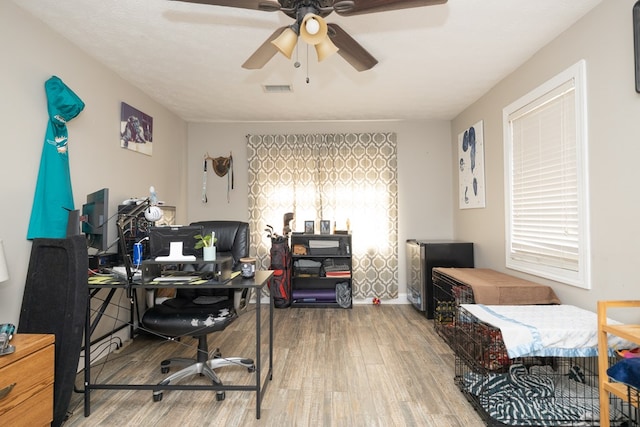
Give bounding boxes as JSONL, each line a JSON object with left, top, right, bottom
{"left": 0, "top": 334, "right": 54, "bottom": 426}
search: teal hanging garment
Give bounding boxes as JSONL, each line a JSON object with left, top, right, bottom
{"left": 27, "top": 76, "right": 85, "bottom": 239}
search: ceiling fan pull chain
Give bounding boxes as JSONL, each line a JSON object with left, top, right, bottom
{"left": 306, "top": 43, "right": 310, "bottom": 84}
{"left": 294, "top": 41, "right": 301, "bottom": 68}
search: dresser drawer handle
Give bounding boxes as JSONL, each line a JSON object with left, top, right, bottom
{"left": 0, "top": 382, "right": 16, "bottom": 400}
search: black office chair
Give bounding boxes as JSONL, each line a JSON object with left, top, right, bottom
{"left": 187, "top": 220, "right": 252, "bottom": 311}
{"left": 141, "top": 221, "right": 254, "bottom": 402}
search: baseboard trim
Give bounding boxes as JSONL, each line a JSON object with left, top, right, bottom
{"left": 256, "top": 292, "right": 411, "bottom": 305}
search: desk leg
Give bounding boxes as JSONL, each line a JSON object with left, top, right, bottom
{"left": 269, "top": 290, "right": 273, "bottom": 379}
{"left": 83, "top": 287, "right": 118, "bottom": 417}
{"left": 84, "top": 292, "right": 91, "bottom": 416}
{"left": 255, "top": 293, "right": 261, "bottom": 419}
{"left": 129, "top": 286, "right": 135, "bottom": 339}
{"left": 254, "top": 290, "right": 274, "bottom": 419}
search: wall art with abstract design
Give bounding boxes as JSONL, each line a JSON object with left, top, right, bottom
{"left": 458, "top": 120, "right": 486, "bottom": 209}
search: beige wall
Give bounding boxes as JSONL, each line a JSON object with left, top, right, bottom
{"left": 452, "top": 0, "right": 640, "bottom": 320}
{"left": 0, "top": 0, "right": 457, "bottom": 326}
{"left": 186, "top": 120, "right": 456, "bottom": 298}
{"left": 10, "top": 0, "right": 629, "bottom": 324}
{"left": 0, "top": 2, "right": 188, "bottom": 324}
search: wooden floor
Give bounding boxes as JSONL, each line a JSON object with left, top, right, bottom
{"left": 64, "top": 304, "right": 483, "bottom": 426}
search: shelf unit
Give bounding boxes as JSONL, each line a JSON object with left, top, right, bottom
{"left": 290, "top": 233, "right": 352, "bottom": 308}
{"left": 139, "top": 256, "right": 233, "bottom": 284}
{"left": 597, "top": 300, "right": 640, "bottom": 427}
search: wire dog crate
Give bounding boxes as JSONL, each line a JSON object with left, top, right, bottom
{"left": 453, "top": 305, "right": 635, "bottom": 426}
{"left": 433, "top": 269, "right": 474, "bottom": 346}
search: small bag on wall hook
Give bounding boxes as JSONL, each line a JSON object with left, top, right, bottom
{"left": 212, "top": 154, "right": 232, "bottom": 178}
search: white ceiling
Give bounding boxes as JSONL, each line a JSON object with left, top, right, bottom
{"left": 13, "top": 0, "right": 603, "bottom": 122}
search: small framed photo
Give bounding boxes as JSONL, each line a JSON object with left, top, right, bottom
{"left": 304, "top": 221, "right": 315, "bottom": 234}
{"left": 320, "top": 220, "right": 331, "bottom": 235}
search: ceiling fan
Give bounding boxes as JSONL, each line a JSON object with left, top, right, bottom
{"left": 172, "top": 0, "right": 447, "bottom": 71}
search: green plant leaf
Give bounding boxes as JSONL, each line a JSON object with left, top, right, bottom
{"left": 194, "top": 234, "right": 217, "bottom": 249}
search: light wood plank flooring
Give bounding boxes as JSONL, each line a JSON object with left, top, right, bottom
{"left": 64, "top": 304, "right": 483, "bottom": 426}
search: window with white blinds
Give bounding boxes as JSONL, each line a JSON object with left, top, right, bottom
{"left": 503, "top": 60, "right": 590, "bottom": 288}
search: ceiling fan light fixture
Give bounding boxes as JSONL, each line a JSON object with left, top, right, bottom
{"left": 315, "top": 37, "right": 339, "bottom": 62}
{"left": 177, "top": 0, "right": 446, "bottom": 71}
{"left": 300, "top": 13, "right": 328, "bottom": 45}
{"left": 271, "top": 27, "right": 298, "bottom": 59}
{"left": 305, "top": 17, "right": 320, "bottom": 35}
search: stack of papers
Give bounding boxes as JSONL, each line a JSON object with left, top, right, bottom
{"left": 110, "top": 266, "right": 141, "bottom": 281}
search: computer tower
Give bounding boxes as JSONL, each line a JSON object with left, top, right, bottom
{"left": 117, "top": 204, "right": 176, "bottom": 265}
{"left": 117, "top": 204, "right": 154, "bottom": 264}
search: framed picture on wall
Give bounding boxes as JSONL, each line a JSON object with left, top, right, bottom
{"left": 458, "top": 120, "right": 486, "bottom": 209}
{"left": 304, "top": 221, "right": 315, "bottom": 234}
{"left": 120, "top": 102, "right": 153, "bottom": 156}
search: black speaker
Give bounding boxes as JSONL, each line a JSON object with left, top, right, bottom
{"left": 18, "top": 235, "right": 88, "bottom": 427}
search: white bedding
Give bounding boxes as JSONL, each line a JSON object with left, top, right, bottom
{"left": 460, "top": 304, "right": 635, "bottom": 358}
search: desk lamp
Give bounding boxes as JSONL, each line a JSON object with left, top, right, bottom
{"left": 0, "top": 239, "right": 9, "bottom": 283}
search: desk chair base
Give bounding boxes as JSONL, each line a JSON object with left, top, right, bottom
{"left": 153, "top": 350, "right": 255, "bottom": 402}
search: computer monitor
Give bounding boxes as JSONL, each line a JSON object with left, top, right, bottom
{"left": 81, "top": 188, "right": 110, "bottom": 253}
{"left": 148, "top": 225, "right": 203, "bottom": 261}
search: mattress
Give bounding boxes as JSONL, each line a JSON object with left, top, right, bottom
{"left": 460, "top": 304, "right": 635, "bottom": 358}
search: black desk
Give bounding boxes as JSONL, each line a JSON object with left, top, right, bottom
{"left": 84, "top": 270, "right": 274, "bottom": 419}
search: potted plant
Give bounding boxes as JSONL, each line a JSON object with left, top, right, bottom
{"left": 195, "top": 233, "right": 217, "bottom": 260}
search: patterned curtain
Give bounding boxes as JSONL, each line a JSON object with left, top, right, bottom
{"left": 247, "top": 132, "right": 398, "bottom": 299}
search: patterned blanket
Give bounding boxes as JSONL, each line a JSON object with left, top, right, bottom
{"left": 464, "top": 364, "right": 603, "bottom": 426}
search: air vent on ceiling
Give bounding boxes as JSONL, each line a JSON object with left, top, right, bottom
{"left": 263, "top": 84, "right": 293, "bottom": 93}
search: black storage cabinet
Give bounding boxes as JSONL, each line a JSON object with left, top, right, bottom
{"left": 406, "top": 240, "right": 473, "bottom": 319}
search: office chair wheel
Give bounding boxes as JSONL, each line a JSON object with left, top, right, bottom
{"left": 216, "top": 391, "right": 225, "bottom": 401}
{"left": 212, "top": 348, "right": 222, "bottom": 359}
{"left": 160, "top": 360, "right": 170, "bottom": 374}
{"left": 248, "top": 365, "right": 256, "bottom": 373}
{"left": 153, "top": 392, "right": 163, "bottom": 402}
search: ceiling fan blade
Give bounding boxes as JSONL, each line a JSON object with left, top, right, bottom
{"left": 334, "top": 0, "right": 447, "bottom": 16}
{"left": 170, "top": 0, "right": 281, "bottom": 12}
{"left": 327, "top": 24, "right": 377, "bottom": 72}
{"left": 242, "top": 27, "right": 288, "bottom": 69}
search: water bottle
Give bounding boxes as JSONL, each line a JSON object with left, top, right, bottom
{"left": 133, "top": 242, "right": 143, "bottom": 266}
